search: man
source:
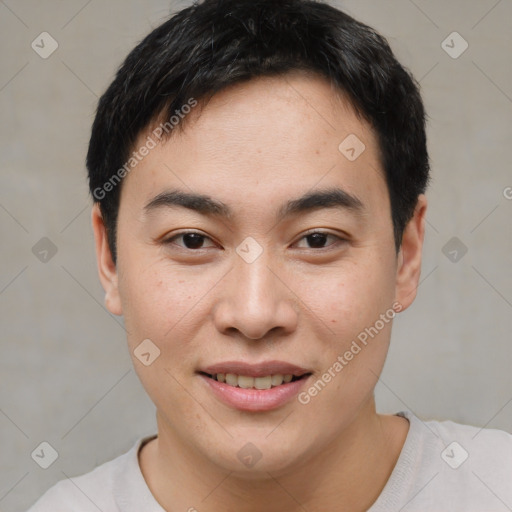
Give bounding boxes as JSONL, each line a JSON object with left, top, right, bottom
{"left": 28, "top": 0, "right": 512, "bottom": 510}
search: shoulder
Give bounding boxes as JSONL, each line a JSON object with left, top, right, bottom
{"left": 26, "top": 438, "right": 143, "bottom": 512}
{"left": 371, "top": 411, "right": 512, "bottom": 512}
{"left": 422, "top": 413, "right": 512, "bottom": 462}
{"left": 405, "top": 410, "right": 512, "bottom": 481}
{"left": 421, "top": 414, "right": 512, "bottom": 505}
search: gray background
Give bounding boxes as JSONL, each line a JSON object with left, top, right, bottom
{"left": 1, "top": 0, "right": 511, "bottom": 510}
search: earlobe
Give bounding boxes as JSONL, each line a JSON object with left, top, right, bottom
{"left": 394, "top": 194, "right": 427, "bottom": 311}
{"left": 91, "top": 204, "right": 123, "bottom": 316}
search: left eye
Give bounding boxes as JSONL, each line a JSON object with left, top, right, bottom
{"left": 294, "top": 231, "right": 342, "bottom": 249}
{"left": 165, "top": 232, "right": 216, "bottom": 250}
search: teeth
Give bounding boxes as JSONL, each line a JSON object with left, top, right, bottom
{"left": 254, "top": 376, "right": 272, "bottom": 390}
{"left": 271, "top": 374, "right": 284, "bottom": 386}
{"left": 213, "top": 373, "right": 297, "bottom": 389}
{"left": 238, "top": 375, "right": 254, "bottom": 389}
{"left": 225, "top": 373, "right": 238, "bottom": 386}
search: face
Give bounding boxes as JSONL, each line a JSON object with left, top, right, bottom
{"left": 93, "top": 72, "right": 425, "bottom": 477}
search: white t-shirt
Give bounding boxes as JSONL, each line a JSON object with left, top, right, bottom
{"left": 27, "top": 410, "right": 512, "bottom": 511}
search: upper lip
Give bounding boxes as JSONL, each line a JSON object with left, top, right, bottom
{"left": 199, "top": 360, "right": 311, "bottom": 378}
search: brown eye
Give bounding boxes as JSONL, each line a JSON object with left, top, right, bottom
{"left": 165, "top": 231, "right": 216, "bottom": 250}
{"left": 294, "top": 231, "right": 343, "bottom": 249}
{"left": 306, "top": 233, "right": 329, "bottom": 248}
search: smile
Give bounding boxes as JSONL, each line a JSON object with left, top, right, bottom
{"left": 202, "top": 372, "right": 308, "bottom": 390}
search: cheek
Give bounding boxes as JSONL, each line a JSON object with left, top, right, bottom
{"left": 118, "top": 257, "right": 209, "bottom": 350}
{"left": 295, "top": 258, "right": 396, "bottom": 337}
{"left": 118, "top": 264, "right": 208, "bottom": 403}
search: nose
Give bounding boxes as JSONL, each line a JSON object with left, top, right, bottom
{"left": 212, "top": 251, "right": 299, "bottom": 340}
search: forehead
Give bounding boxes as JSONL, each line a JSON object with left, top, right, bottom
{"left": 119, "top": 72, "right": 388, "bottom": 219}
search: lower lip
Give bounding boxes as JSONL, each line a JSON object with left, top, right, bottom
{"left": 198, "top": 374, "right": 311, "bottom": 412}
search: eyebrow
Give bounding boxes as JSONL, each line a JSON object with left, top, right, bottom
{"left": 143, "top": 187, "right": 365, "bottom": 221}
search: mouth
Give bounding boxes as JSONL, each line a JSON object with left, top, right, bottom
{"left": 196, "top": 360, "right": 313, "bottom": 411}
{"left": 198, "top": 372, "right": 311, "bottom": 390}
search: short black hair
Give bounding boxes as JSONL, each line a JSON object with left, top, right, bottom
{"left": 87, "top": 0, "right": 430, "bottom": 263}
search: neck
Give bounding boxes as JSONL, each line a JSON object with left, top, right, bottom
{"left": 139, "top": 398, "right": 409, "bottom": 512}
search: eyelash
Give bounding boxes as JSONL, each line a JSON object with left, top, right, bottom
{"left": 163, "top": 230, "right": 346, "bottom": 251}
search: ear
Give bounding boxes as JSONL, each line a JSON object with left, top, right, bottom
{"left": 91, "top": 203, "right": 123, "bottom": 316}
{"left": 395, "top": 194, "right": 427, "bottom": 311}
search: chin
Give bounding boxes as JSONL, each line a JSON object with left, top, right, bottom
{"left": 203, "top": 432, "right": 311, "bottom": 479}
